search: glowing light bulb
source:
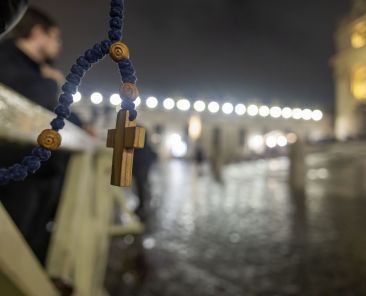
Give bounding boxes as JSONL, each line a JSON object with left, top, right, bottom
{"left": 146, "top": 96, "right": 158, "bottom": 109}
{"left": 163, "top": 98, "right": 175, "bottom": 110}
{"left": 194, "top": 100, "right": 206, "bottom": 112}
{"left": 247, "top": 104, "right": 259, "bottom": 116}
{"left": 277, "top": 135, "right": 288, "bottom": 147}
{"left": 235, "top": 104, "right": 246, "bottom": 115}
{"left": 302, "top": 109, "right": 312, "bottom": 121}
{"left": 177, "top": 99, "right": 191, "bottom": 111}
{"left": 110, "top": 93, "right": 122, "bottom": 106}
{"left": 270, "top": 106, "right": 282, "bottom": 118}
{"left": 90, "top": 92, "right": 103, "bottom": 104}
{"left": 292, "top": 108, "right": 302, "bottom": 120}
{"left": 208, "top": 101, "right": 220, "bottom": 113}
{"left": 281, "top": 107, "right": 292, "bottom": 119}
{"left": 312, "top": 110, "right": 323, "bottom": 121}
{"left": 259, "top": 106, "right": 270, "bottom": 117}
{"left": 73, "top": 91, "right": 82, "bottom": 103}
{"left": 222, "top": 102, "right": 234, "bottom": 114}
{"left": 266, "top": 136, "right": 277, "bottom": 148}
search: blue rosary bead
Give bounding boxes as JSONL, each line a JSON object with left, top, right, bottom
{"left": 62, "top": 82, "right": 78, "bottom": 95}
{"left": 111, "top": 0, "right": 123, "bottom": 7}
{"left": 101, "top": 40, "right": 112, "bottom": 54}
{"left": 66, "top": 73, "right": 81, "bottom": 85}
{"left": 71, "top": 64, "right": 85, "bottom": 77}
{"left": 76, "top": 56, "right": 91, "bottom": 70}
{"left": 110, "top": 18, "right": 122, "bottom": 30}
{"left": 84, "top": 49, "right": 99, "bottom": 63}
{"left": 118, "top": 60, "right": 137, "bottom": 83}
{"left": 109, "top": 30, "right": 122, "bottom": 42}
{"left": 9, "top": 164, "right": 28, "bottom": 181}
{"left": 122, "top": 99, "right": 135, "bottom": 110}
{"left": 55, "top": 104, "right": 71, "bottom": 118}
{"left": 51, "top": 117, "right": 65, "bottom": 131}
{"left": 59, "top": 93, "right": 74, "bottom": 105}
{"left": 32, "top": 147, "right": 51, "bottom": 161}
{"left": 92, "top": 44, "right": 104, "bottom": 60}
{"left": 110, "top": 7, "right": 122, "bottom": 18}
{"left": 128, "top": 109, "right": 137, "bottom": 121}
{"left": 22, "top": 156, "right": 42, "bottom": 173}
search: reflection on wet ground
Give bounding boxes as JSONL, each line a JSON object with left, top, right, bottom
{"left": 105, "top": 157, "right": 366, "bottom": 295}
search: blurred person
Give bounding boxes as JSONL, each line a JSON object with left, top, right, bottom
{"left": 194, "top": 140, "right": 205, "bottom": 176}
{"left": 0, "top": 7, "right": 63, "bottom": 110}
{"left": 133, "top": 130, "right": 157, "bottom": 220}
{"left": 0, "top": 7, "right": 66, "bottom": 264}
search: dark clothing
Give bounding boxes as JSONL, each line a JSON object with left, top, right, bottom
{"left": 0, "top": 39, "right": 58, "bottom": 110}
{"left": 0, "top": 39, "right": 64, "bottom": 264}
{"left": 133, "top": 140, "right": 156, "bottom": 218}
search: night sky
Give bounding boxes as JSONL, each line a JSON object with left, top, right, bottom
{"left": 32, "top": 0, "right": 351, "bottom": 112}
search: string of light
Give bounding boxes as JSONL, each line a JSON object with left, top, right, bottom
{"left": 74, "top": 92, "right": 324, "bottom": 121}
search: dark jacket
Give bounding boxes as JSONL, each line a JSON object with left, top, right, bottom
{"left": 0, "top": 39, "right": 58, "bottom": 110}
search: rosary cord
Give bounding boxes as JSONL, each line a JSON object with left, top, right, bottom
{"left": 109, "top": 0, "right": 138, "bottom": 121}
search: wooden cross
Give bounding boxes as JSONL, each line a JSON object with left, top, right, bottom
{"left": 106, "top": 110, "right": 145, "bottom": 187}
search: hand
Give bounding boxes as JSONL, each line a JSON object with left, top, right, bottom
{"left": 41, "top": 64, "right": 65, "bottom": 86}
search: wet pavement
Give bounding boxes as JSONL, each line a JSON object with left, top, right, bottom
{"left": 105, "top": 154, "right": 366, "bottom": 296}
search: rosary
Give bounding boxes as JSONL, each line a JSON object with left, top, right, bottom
{"left": 0, "top": 0, "right": 144, "bottom": 187}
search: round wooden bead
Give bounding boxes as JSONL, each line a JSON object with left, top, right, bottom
{"left": 37, "top": 129, "right": 62, "bottom": 151}
{"left": 109, "top": 42, "right": 130, "bottom": 62}
{"left": 120, "top": 83, "right": 139, "bottom": 101}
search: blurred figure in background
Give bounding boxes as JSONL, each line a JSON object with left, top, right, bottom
{"left": 0, "top": 7, "right": 63, "bottom": 109}
{"left": 0, "top": 7, "right": 66, "bottom": 264}
{"left": 194, "top": 140, "right": 205, "bottom": 176}
{"left": 133, "top": 130, "right": 157, "bottom": 220}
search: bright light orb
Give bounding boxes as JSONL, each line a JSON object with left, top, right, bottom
{"left": 265, "top": 136, "right": 277, "bottom": 148}
{"left": 247, "top": 104, "right": 259, "bottom": 116}
{"left": 235, "top": 104, "right": 246, "bottom": 115}
{"left": 193, "top": 100, "right": 206, "bottom": 112}
{"left": 146, "top": 96, "right": 158, "bottom": 109}
{"left": 110, "top": 93, "right": 122, "bottom": 106}
{"left": 208, "top": 101, "right": 220, "bottom": 113}
{"left": 281, "top": 107, "right": 292, "bottom": 119}
{"left": 163, "top": 98, "right": 175, "bottom": 110}
{"left": 312, "top": 110, "right": 323, "bottom": 121}
{"left": 302, "top": 109, "right": 312, "bottom": 121}
{"left": 73, "top": 91, "right": 82, "bottom": 103}
{"left": 248, "top": 134, "right": 264, "bottom": 152}
{"left": 270, "top": 106, "right": 282, "bottom": 118}
{"left": 292, "top": 108, "right": 302, "bottom": 120}
{"left": 167, "top": 133, "right": 187, "bottom": 158}
{"left": 259, "top": 105, "right": 270, "bottom": 117}
{"left": 287, "top": 133, "right": 298, "bottom": 144}
{"left": 177, "top": 99, "right": 191, "bottom": 111}
{"left": 90, "top": 92, "right": 103, "bottom": 104}
{"left": 277, "top": 135, "right": 288, "bottom": 147}
{"left": 222, "top": 102, "right": 234, "bottom": 115}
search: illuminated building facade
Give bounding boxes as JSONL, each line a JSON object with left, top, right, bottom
{"left": 333, "top": 0, "right": 366, "bottom": 139}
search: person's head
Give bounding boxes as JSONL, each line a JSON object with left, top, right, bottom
{"left": 11, "top": 7, "right": 61, "bottom": 61}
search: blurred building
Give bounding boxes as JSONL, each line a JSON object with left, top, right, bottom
{"left": 333, "top": 0, "right": 366, "bottom": 139}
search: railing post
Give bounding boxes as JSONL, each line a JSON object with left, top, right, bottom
{"left": 289, "top": 137, "right": 306, "bottom": 195}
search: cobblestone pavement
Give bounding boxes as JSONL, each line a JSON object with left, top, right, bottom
{"left": 105, "top": 156, "right": 366, "bottom": 296}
